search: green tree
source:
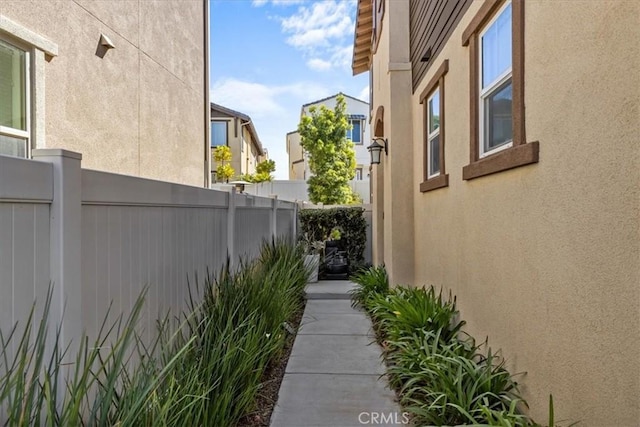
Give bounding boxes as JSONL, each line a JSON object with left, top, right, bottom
{"left": 298, "top": 94, "right": 357, "bottom": 204}
{"left": 213, "top": 146, "right": 234, "bottom": 182}
{"left": 237, "top": 159, "right": 276, "bottom": 183}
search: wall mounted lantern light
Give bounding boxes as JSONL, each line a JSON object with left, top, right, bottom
{"left": 367, "top": 138, "right": 388, "bottom": 165}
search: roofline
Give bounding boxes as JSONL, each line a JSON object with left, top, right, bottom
{"left": 352, "top": 0, "right": 373, "bottom": 75}
{"left": 210, "top": 102, "right": 264, "bottom": 156}
{"left": 286, "top": 130, "right": 299, "bottom": 136}
{"left": 301, "top": 92, "right": 369, "bottom": 108}
{"left": 210, "top": 102, "right": 250, "bottom": 121}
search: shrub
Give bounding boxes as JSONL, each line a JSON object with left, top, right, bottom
{"left": 368, "top": 286, "right": 465, "bottom": 345}
{"left": 349, "top": 265, "right": 554, "bottom": 426}
{"left": 298, "top": 207, "right": 367, "bottom": 274}
{"left": 0, "top": 238, "right": 308, "bottom": 426}
{"left": 349, "top": 264, "right": 389, "bottom": 309}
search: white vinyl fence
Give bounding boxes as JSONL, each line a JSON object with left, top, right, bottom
{"left": 0, "top": 149, "right": 297, "bottom": 356}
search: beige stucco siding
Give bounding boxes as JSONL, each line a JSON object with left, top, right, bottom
{"left": 1, "top": 0, "right": 206, "bottom": 186}
{"left": 410, "top": 1, "right": 639, "bottom": 425}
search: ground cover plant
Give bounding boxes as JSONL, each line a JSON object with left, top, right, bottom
{"left": 350, "top": 265, "right": 577, "bottom": 427}
{"left": 0, "top": 238, "right": 308, "bottom": 426}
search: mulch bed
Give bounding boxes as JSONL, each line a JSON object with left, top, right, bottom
{"left": 236, "top": 300, "right": 306, "bottom": 427}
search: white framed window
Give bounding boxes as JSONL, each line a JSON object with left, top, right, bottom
{"left": 426, "top": 89, "right": 440, "bottom": 179}
{"left": 0, "top": 38, "right": 30, "bottom": 158}
{"left": 355, "top": 167, "right": 363, "bottom": 180}
{"left": 479, "top": 0, "right": 512, "bottom": 158}
{"left": 347, "top": 119, "right": 362, "bottom": 144}
{"left": 211, "top": 121, "right": 227, "bottom": 147}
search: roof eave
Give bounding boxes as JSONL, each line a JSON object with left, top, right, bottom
{"left": 352, "top": 0, "right": 373, "bottom": 76}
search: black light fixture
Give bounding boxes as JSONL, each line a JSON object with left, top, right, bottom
{"left": 367, "top": 138, "right": 388, "bottom": 165}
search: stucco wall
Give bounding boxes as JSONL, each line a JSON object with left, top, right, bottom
{"left": 1, "top": 0, "right": 206, "bottom": 187}
{"left": 408, "top": 0, "right": 639, "bottom": 424}
{"left": 369, "top": 0, "right": 415, "bottom": 285}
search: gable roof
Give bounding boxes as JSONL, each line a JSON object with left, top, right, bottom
{"left": 302, "top": 92, "right": 368, "bottom": 109}
{"left": 210, "top": 102, "right": 264, "bottom": 156}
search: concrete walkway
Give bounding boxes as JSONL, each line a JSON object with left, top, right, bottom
{"left": 270, "top": 280, "right": 404, "bottom": 427}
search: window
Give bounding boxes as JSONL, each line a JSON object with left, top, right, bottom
{"left": 0, "top": 39, "right": 29, "bottom": 158}
{"left": 419, "top": 59, "right": 449, "bottom": 192}
{"left": 462, "top": 0, "right": 538, "bottom": 180}
{"left": 347, "top": 119, "right": 362, "bottom": 144}
{"left": 479, "top": 1, "right": 512, "bottom": 157}
{"left": 355, "top": 167, "right": 363, "bottom": 180}
{"left": 211, "top": 121, "right": 227, "bottom": 147}
{"left": 427, "top": 90, "right": 440, "bottom": 178}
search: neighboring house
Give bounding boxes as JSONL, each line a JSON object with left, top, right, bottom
{"left": 287, "top": 93, "right": 370, "bottom": 182}
{"left": 353, "top": 0, "right": 638, "bottom": 425}
{"left": 0, "top": 1, "right": 209, "bottom": 187}
{"left": 286, "top": 130, "right": 305, "bottom": 180}
{"left": 210, "top": 102, "right": 265, "bottom": 183}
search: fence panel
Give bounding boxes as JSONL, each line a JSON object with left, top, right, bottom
{"left": 277, "top": 208, "right": 295, "bottom": 242}
{"left": 234, "top": 207, "right": 272, "bottom": 261}
{"left": 0, "top": 155, "right": 53, "bottom": 360}
{"left": 1, "top": 151, "right": 299, "bottom": 363}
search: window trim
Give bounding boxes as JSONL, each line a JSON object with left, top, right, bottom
{"left": 1, "top": 16, "right": 58, "bottom": 157}
{"left": 478, "top": 2, "right": 513, "bottom": 158}
{"left": 210, "top": 120, "right": 228, "bottom": 147}
{"left": 355, "top": 167, "right": 363, "bottom": 181}
{"left": 419, "top": 59, "right": 449, "bottom": 193}
{"left": 426, "top": 89, "right": 440, "bottom": 179}
{"left": 348, "top": 119, "right": 363, "bottom": 145}
{"left": 462, "top": 0, "right": 538, "bottom": 181}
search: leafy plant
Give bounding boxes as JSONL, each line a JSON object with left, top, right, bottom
{"left": 298, "top": 207, "right": 367, "bottom": 274}
{"left": 237, "top": 159, "right": 276, "bottom": 183}
{"left": 298, "top": 94, "right": 358, "bottom": 204}
{"left": 349, "top": 264, "right": 389, "bottom": 309}
{"left": 214, "top": 145, "right": 234, "bottom": 182}
{"left": 349, "top": 265, "right": 579, "bottom": 427}
{"left": 367, "top": 286, "right": 465, "bottom": 344}
{"left": 0, "top": 238, "right": 308, "bottom": 426}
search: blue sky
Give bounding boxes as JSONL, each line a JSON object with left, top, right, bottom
{"left": 210, "top": 0, "right": 369, "bottom": 179}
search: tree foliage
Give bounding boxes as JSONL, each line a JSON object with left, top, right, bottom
{"left": 298, "top": 94, "right": 358, "bottom": 205}
{"left": 213, "top": 146, "right": 234, "bottom": 182}
{"left": 238, "top": 159, "right": 276, "bottom": 183}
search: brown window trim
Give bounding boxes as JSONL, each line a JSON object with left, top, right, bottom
{"left": 462, "top": 0, "right": 538, "bottom": 181}
{"left": 419, "top": 59, "right": 449, "bottom": 193}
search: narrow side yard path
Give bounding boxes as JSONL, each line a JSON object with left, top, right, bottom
{"left": 270, "top": 281, "right": 403, "bottom": 427}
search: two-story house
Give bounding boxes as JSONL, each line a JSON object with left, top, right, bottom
{"left": 210, "top": 102, "right": 265, "bottom": 183}
{"left": 287, "top": 93, "right": 370, "bottom": 182}
{"left": 0, "top": 1, "right": 209, "bottom": 187}
{"left": 353, "top": 0, "right": 639, "bottom": 425}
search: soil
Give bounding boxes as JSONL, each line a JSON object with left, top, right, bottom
{"left": 236, "top": 300, "right": 306, "bottom": 427}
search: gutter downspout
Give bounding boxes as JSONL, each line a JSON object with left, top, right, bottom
{"left": 240, "top": 120, "right": 252, "bottom": 175}
{"left": 203, "top": 0, "right": 211, "bottom": 188}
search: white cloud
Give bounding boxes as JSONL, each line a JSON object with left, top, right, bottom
{"left": 275, "top": 0, "right": 356, "bottom": 71}
{"left": 211, "top": 78, "right": 329, "bottom": 117}
{"left": 253, "top": 0, "right": 305, "bottom": 7}
{"left": 281, "top": 1, "right": 355, "bottom": 49}
{"left": 328, "top": 45, "right": 353, "bottom": 69}
{"left": 211, "top": 78, "right": 332, "bottom": 179}
{"left": 358, "top": 85, "right": 369, "bottom": 102}
{"left": 307, "top": 58, "right": 332, "bottom": 72}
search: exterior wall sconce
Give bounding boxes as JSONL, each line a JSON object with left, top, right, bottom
{"left": 367, "top": 138, "right": 388, "bottom": 165}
